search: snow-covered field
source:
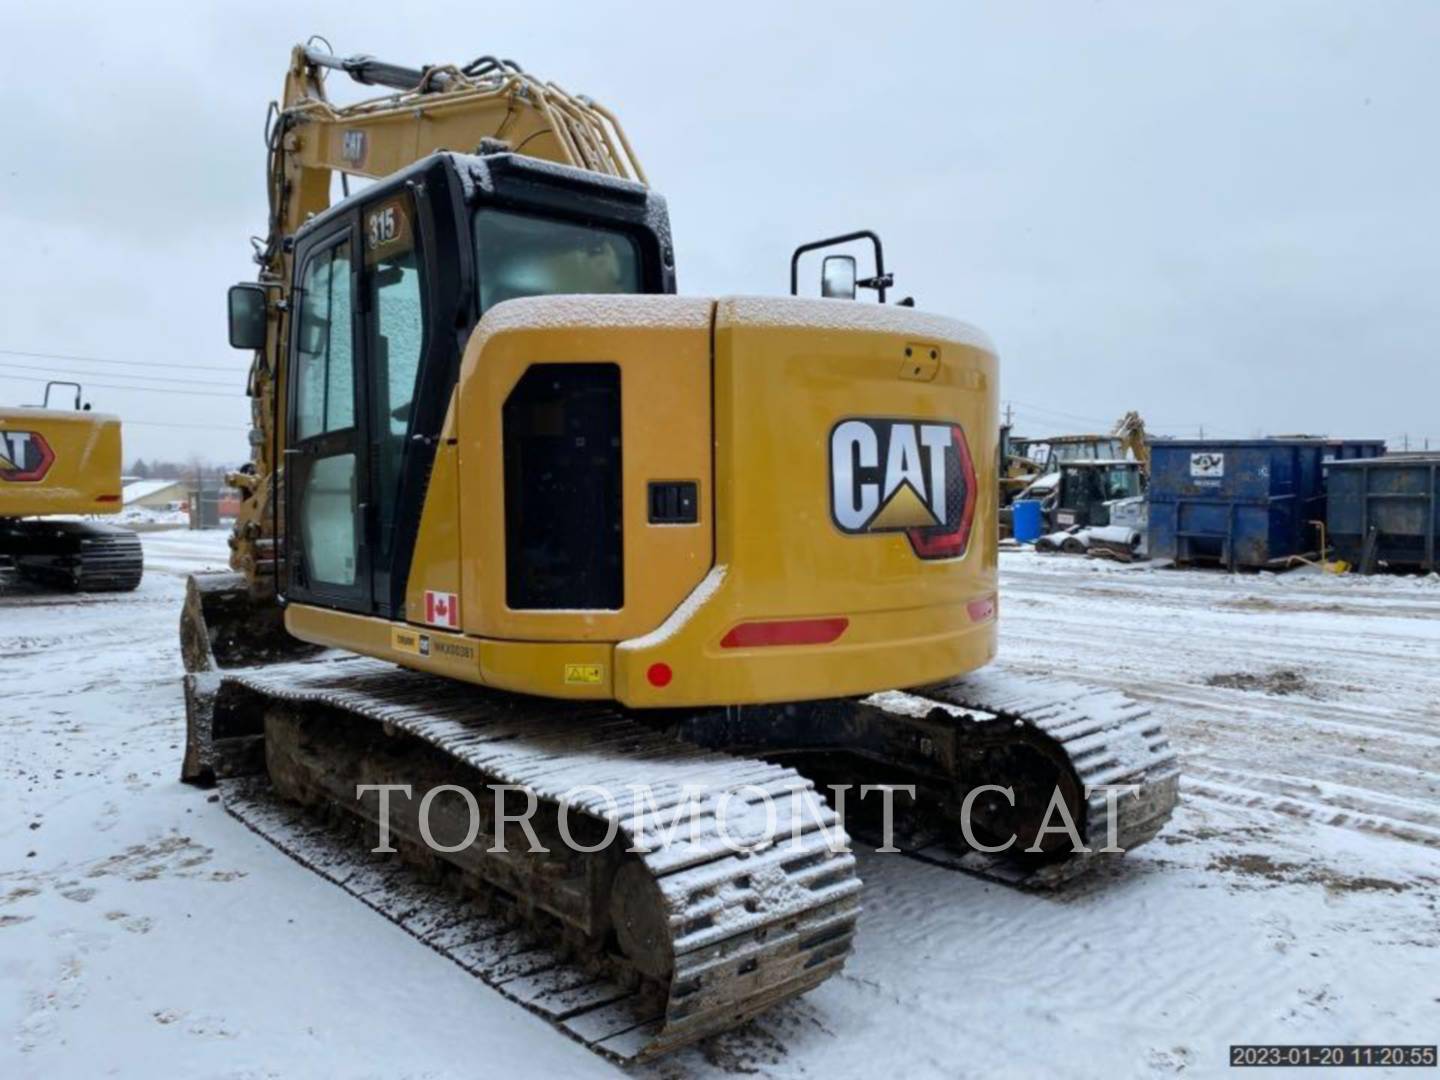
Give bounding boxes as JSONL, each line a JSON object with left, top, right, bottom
{"left": 114, "top": 507, "right": 191, "bottom": 529}
{"left": 2, "top": 531, "right": 1436, "bottom": 1078}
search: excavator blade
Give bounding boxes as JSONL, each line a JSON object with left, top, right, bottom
{"left": 180, "top": 571, "right": 320, "bottom": 672}
{"left": 180, "top": 570, "right": 322, "bottom": 784}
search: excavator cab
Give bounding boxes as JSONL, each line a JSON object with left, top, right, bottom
{"left": 226, "top": 151, "right": 674, "bottom": 625}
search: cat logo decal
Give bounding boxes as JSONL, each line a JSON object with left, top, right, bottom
{"left": 829, "top": 418, "right": 976, "bottom": 560}
{"left": 0, "top": 430, "right": 55, "bottom": 482}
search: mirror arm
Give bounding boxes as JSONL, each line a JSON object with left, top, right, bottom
{"left": 789, "top": 229, "right": 889, "bottom": 302}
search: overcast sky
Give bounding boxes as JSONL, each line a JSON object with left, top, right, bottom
{"left": 4, "top": 1, "right": 1437, "bottom": 464}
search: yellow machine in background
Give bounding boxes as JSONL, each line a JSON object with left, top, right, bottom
{"left": 179, "top": 43, "right": 1178, "bottom": 1062}
{"left": 0, "top": 382, "right": 142, "bottom": 591}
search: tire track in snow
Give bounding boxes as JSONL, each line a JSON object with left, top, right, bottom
{"left": 998, "top": 553, "right": 1440, "bottom": 852}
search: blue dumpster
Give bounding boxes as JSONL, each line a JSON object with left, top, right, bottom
{"left": 1012, "top": 499, "right": 1044, "bottom": 543}
{"left": 1326, "top": 439, "right": 1387, "bottom": 461}
{"left": 1148, "top": 438, "right": 1384, "bottom": 569}
{"left": 1326, "top": 454, "right": 1440, "bottom": 571}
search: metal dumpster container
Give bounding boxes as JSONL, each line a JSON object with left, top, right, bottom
{"left": 1326, "top": 439, "right": 1387, "bottom": 461}
{"left": 1326, "top": 454, "right": 1440, "bottom": 571}
{"left": 1147, "top": 438, "right": 1384, "bottom": 569}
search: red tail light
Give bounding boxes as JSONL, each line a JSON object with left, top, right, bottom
{"left": 720, "top": 618, "right": 850, "bottom": 648}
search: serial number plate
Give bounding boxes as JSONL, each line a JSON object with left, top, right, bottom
{"left": 1231, "top": 1045, "right": 1436, "bottom": 1068}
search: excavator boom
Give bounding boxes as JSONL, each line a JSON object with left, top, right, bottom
{"left": 200, "top": 45, "right": 652, "bottom": 661}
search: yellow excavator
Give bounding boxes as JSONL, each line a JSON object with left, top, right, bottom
{"left": 0, "top": 381, "right": 143, "bottom": 591}
{"left": 180, "top": 44, "right": 1178, "bottom": 1061}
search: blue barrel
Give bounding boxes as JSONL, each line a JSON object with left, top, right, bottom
{"left": 1013, "top": 499, "right": 1044, "bottom": 543}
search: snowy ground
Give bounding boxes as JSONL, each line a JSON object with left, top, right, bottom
{"left": 2, "top": 532, "right": 1436, "bottom": 1078}
{"left": 114, "top": 507, "right": 191, "bottom": 530}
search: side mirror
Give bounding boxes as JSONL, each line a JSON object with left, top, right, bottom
{"left": 228, "top": 283, "right": 268, "bottom": 350}
{"left": 792, "top": 231, "right": 892, "bottom": 302}
{"left": 821, "top": 255, "right": 857, "bottom": 300}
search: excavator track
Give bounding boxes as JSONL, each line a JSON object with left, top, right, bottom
{"left": 182, "top": 654, "right": 1177, "bottom": 1061}
{"left": 0, "top": 519, "right": 143, "bottom": 592}
{"left": 664, "top": 670, "right": 1180, "bottom": 889}
{"left": 883, "top": 671, "right": 1180, "bottom": 885}
{"left": 188, "top": 657, "right": 861, "bottom": 1063}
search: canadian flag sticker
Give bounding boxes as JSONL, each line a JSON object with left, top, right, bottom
{"left": 424, "top": 590, "right": 459, "bottom": 629}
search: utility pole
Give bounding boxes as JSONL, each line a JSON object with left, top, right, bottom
{"left": 1003, "top": 402, "right": 1013, "bottom": 427}
{"left": 1403, "top": 433, "right": 1410, "bottom": 451}
{"left": 1198, "top": 424, "right": 1205, "bottom": 440}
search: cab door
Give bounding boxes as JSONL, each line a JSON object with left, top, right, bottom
{"left": 359, "top": 192, "right": 434, "bottom": 618}
{"left": 286, "top": 218, "right": 371, "bottom": 612}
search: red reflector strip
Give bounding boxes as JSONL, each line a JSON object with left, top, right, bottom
{"left": 720, "top": 618, "right": 849, "bottom": 648}
{"left": 95, "top": 494, "right": 121, "bottom": 503}
{"left": 966, "top": 596, "right": 997, "bottom": 622}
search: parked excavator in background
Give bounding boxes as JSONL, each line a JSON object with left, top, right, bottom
{"left": 0, "top": 381, "right": 143, "bottom": 591}
{"left": 179, "top": 43, "right": 1178, "bottom": 1062}
{"left": 1112, "top": 409, "right": 1151, "bottom": 472}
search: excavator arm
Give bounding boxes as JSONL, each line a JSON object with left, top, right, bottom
{"left": 1112, "top": 410, "right": 1150, "bottom": 472}
{"left": 281, "top": 48, "right": 645, "bottom": 186}
{"left": 228, "top": 44, "right": 647, "bottom": 593}
{"left": 268, "top": 44, "right": 644, "bottom": 264}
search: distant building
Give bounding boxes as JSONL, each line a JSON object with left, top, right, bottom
{"left": 121, "top": 479, "right": 189, "bottom": 509}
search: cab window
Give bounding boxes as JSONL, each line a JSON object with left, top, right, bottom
{"left": 293, "top": 243, "right": 356, "bottom": 441}
{"left": 473, "top": 209, "right": 641, "bottom": 313}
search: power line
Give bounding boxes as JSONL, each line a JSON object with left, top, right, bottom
{"left": 1008, "top": 410, "right": 1132, "bottom": 434}
{"left": 1006, "top": 400, "right": 1115, "bottom": 428}
{"left": 0, "top": 359, "right": 237, "bottom": 389}
{"left": 0, "top": 372, "right": 240, "bottom": 400}
{"left": 0, "top": 347, "right": 240, "bottom": 374}
{"left": 1007, "top": 399, "right": 1219, "bottom": 433}
{"left": 1008, "top": 401, "right": 1181, "bottom": 432}
{"left": 127, "top": 419, "right": 249, "bottom": 432}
